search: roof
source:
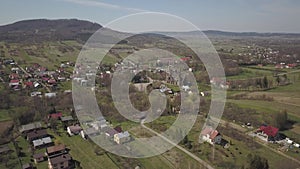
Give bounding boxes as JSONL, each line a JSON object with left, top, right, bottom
{"left": 116, "top": 131, "right": 130, "bottom": 139}
{"left": 209, "top": 130, "right": 219, "bottom": 140}
{"left": 47, "top": 144, "right": 66, "bottom": 154}
{"left": 201, "top": 127, "right": 214, "bottom": 135}
{"left": 201, "top": 127, "right": 220, "bottom": 140}
{"left": 180, "top": 57, "right": 191, "bottom": 61}
{"left": 49, "top": 154, "right": 71, "bottom": 165}
{"left": 22, "top": 163, "right": 32, "bottom": 169}
{"left": 10, "top": 79, "right": 20, "bottom": 83}
{"left": 33, "top": 152, "right": 45, "bottom": 159}
{"left": 114, "top": 126, "right": 123, "bottom": 133}
{"left": 24, "top": 81, "right": 33, "bottom": 87}
{"left": 32, "top": 137, "right": 52, "bottom": 147}
{"left": 68, "top": 125, "right": 82, "bottom": 133}
{"left": 260, "top": 125, "right": 279, "bottom": 137}
{"left": 45, "top": 93, "right": 56, "bottom": 98}
{"left": 49, "top": 112, "right": 62, "bottom": 119}
{"left": 106, "top": 128, "right": 118, "bottom": 136}
{"left": 20, "top": 122, "right": 42, "bottom": 133}
{"left": 27, "top": 129, "right": 48, "bottom": 140}
{"left": 60, "top": 116, "right": 73, "bottom": 122}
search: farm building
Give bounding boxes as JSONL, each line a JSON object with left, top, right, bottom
{"left": 199, "top": 126, "right": 222, "bottom": 145}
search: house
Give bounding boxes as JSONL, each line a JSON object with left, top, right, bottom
{"left": 258, "top": 125, "right": 279, "bottom": 141}
{"left": 46, "top": 144, "right": 67, "bottom": 158}
{"left": 48, "top": 112, "right": 62, "bottom": 119}
{"left": 182, "top": 85, "right": 190, "bottom": 92}
{"left": 47, "top": 79, "right": 57, "bottom": 86}
{"left": 67, "top": 125, "right": 82, "bottom": 136}
{"left": 32, "top": 137, "right": 53, "bottom": 149}
{"left": 180, "top": 57, "right": 191, "bottom": 62}
{"left": 114, "top": 126, "right": 123, "bottom": 133}
{"left": 60, "top": 116, "right": 73, "bottom": 123}
{"left": 89, "top": 120, "right": 107, "bottom": 131}
{"left": 33, "top": 81, "right": 41, "bottom": 88}
{"left": 105, "top": 128, "right": 118, "bottom": 138}
{"left": 11, "top": 67, "right": 20, "bottom": 72}
{"left": 33, "top": 152, "right": 46, "bottom": 163}
{"left": 9, "top": 79, "right": 20, "bottom": 87}
{"left": 114, "top": 131, "right": 131, "bottom": 144}
{"left": 22, "top": 163, "right": 33, "bottom": 169}
{"left": 30, "top": 91, "right": 42, "bottom": 97}
{"left": 46, "top": 144, "right": 73, "bottom": 169}
{"left": 19, "top": 122, "right": 42, "bottom": 133}
{"left": 27, "top": 129, "right": 48, "bottom": 141}
{"left": 24, "top": 81, "right": 33, "bottom": 88}
{"left": 80, "top": 127, "right": 99, "bottom": 139}
{"left": 45, "top": 93, "right": 57, "bottom": 98}
{"left": 199, "top": 127, "right": 222, "bottom": 145}
{"left": 48, "top": 154, "right": 73, "bottom": 169}
{"left": 9, "top": 73, "right": 19, "bottom": 79}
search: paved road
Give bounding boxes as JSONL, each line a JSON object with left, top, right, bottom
{"left": 141, "top": 121, "right": 215, "bottom": 169}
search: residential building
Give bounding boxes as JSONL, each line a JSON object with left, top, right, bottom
{"left": 48, "top": 154, "right": 73, "bottom": 169}
{"left": 114, "top": 131, "right": 131, "bottom": 144}
{"left": 33, "top": 153, "right": 45, "bottom": 163}
{"left": 27, "top": 129, "right": 48, "bottom": 141}
{"left": 258, "top": 125, "right": 279, "bottom": 141}
{"left": 200, "top": 127, "right": 222, "bottom": 145}
{"left": 19, "top": 122, "right": 42, "bottom": 133}
{"left": 67, "top": 125, "right": 82, "bottom": 136}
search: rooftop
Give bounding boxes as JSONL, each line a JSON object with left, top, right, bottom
{"left": 259, "top": 125, "right": 279, "bottom": 137}
{"left": 47, "top": 144, "right": 66, "bottom": 154}
{"left": 27, "top": 129, "right": 48, "bottom": 140}
{"left": 19, "top": 122, "right": 42, "bottom": 133}
{"left": 32, "top": 137, "right": 52, "bottom": 147}
{"left": 61, "top": 116, "right": 73, "bottom": 122}
{"left": 33, "top": 152, "right": 45, "bottom": 159}
{"left": 49, "top": 154, "right": 71, "bottom": 165}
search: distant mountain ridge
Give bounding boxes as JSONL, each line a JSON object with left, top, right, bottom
{"left": 0, "top": 19, "right": 102, "bottom": 42}
{"left": 0, "top": 19, "right": 300, "bottom": 43}
{"left": 202, "top": 30, "right": 300, "bottom": 38}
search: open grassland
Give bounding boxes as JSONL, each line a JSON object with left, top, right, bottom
{"left": 227, "top": 67, "right": 274, "bottom": 80}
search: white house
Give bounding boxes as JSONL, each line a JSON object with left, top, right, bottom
{"left": 114, "top": 131, "right": 131, "bottom": 144}
{"left": 45, "top": 93, "right": 56, "bottom": 98}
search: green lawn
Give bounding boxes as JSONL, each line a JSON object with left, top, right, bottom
{"left": 227, "top": 67, "right": 274, "bottom": 80}
{"left": 48, "top": 129, "right": 118, "bottom": 169}
{"left": 0, "top": 110, "right": 11, "bottom": 122}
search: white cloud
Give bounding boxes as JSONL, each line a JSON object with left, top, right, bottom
{"left": 62, "top": 0, "right": 147, "bottom": 12}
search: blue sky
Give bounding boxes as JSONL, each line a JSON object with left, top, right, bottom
{"left": 0, "top": 0, "right": 300, "bottom": 33}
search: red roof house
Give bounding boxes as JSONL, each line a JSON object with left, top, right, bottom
{"left": 259, "top": 125, "right": 279, "bottom": 137}
{"left": 200, "top": 127, "right": 222, "bottom": 144}
{"left": 114, "top": 126, "right": 123, "bottom": 133}
{"left": 9, "top": 79, "right": 20, "bottom": 87}
{"left": 48, "top": 112, "right": 62, "bottom": 119}
{"left": 180, "top": 57, "right": 191, "bottom": 62}
{"left": 24, "top": 81, "right": 33, "bottom": 88}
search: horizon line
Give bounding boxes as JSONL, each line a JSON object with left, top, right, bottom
{"left": 1, "top": 18, "right": 300, "bottom": 35}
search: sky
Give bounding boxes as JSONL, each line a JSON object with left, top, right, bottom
{"left": 0, "top": 0, "right": 300, "bottom": 33}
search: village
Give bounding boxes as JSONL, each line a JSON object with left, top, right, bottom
{"left": 1, "top": 45, "right": 300, "bottom": 168}
{"left": 0, "top": 18, "right": 300, "bottom": 168}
